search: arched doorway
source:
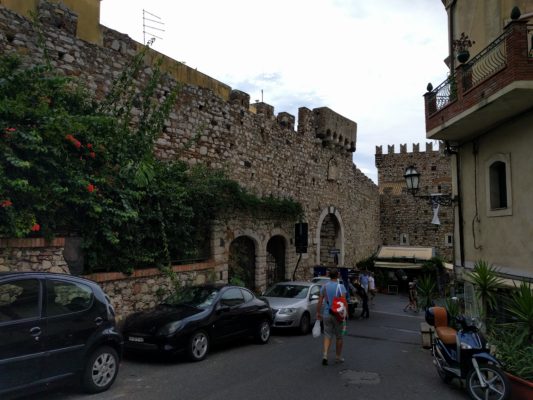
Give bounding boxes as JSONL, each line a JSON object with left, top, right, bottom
{"left": 228, "top": 236, "right": 256, "bottom": 290}
{"left": 319, "top": 213, "right": 341, "bottom": 266}
{"left": 266, "top": 235, "right": 286, "bottom": 287}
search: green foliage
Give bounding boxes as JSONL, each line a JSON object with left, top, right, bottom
{"left": 0, "top": 52, "right": 302, "bottom": 273}
{"left": 506, "top": 282, "right": 533, "bottom": 342}
{"left": 468, "top": 260, "right": 504, "bottom": 326}
{"left": 356, "top": 255, "right": 375, "bottom": 271}
{"left": 417, "top": 275, "right": 437, "bottom": 310}
{"left": 490, "top": 324, "right": 533, "bottom": 381}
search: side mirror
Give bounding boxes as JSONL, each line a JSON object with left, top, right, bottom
{"left": 310, "top": 294, "right": 319, "bottom": 301}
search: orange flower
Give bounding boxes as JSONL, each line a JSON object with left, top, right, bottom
{"left": 30, "top": 223, "right": 40, "bottom": 232}
{"left": 89, "top": 152, "right": 96, "bottom": 158}
{"left": 87, "top": 184, "right": 95, "bottom": 193}
{"left": 1, "top": 200, "right": 13, "bottom": 207}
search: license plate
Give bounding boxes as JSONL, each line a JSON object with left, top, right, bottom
{"left": 128, "top": 336, "right": 144, "bottom": 343}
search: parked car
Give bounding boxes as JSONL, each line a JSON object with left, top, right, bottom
{"left": 263, "top": 281, "right": 323, "bottom": 334}
{"left": 122, "top": 284, "right": 272, "bottom": 361}
{"left": 0, "top": 272, "right": 123, "bottom": 398}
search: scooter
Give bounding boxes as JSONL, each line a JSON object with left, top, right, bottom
{"left": 425, "top": 306, "right": 510, "bottom": 400}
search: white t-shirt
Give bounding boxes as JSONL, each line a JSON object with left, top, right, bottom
{"left": 368, "top": 276, "right": 375, "bottom": 290}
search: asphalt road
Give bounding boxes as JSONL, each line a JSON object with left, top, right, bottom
{"left": 16, "top": 293, "right": 469, "bottom": 400}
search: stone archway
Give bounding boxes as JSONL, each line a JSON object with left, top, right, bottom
{"left": 316, "top": 206, "right": 345, "bottom": 266}
{"left": 228, "top": 236, "right": 256, "bottom": 290}
{"left": 266, "top": 235, "right": 286, "bottom": 287}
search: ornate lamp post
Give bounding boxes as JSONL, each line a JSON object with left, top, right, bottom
{"left": 403, "top": 166, "right": 454, "bottom": 206}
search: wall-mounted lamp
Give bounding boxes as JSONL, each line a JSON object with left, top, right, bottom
{"left": 403, "top": 166, "right": 455, "bottom": 206}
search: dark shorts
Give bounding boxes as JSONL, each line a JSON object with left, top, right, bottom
{"left": 323, "top": 314, "right": 343, "bottom": 339}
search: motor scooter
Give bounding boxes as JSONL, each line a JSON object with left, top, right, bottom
{"left": 425, "top": 306, "right": 510, "bottom": 400}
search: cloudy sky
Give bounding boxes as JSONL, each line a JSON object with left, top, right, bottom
{"left": 100, "top": 0, "right": 449, "bottom": 183}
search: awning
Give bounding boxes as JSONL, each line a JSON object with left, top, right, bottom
{"left": 374, "top": 261, "right": 423, "bottom": 270}
{"left": 376, "top": 246, "right": 434, "bottom": 261}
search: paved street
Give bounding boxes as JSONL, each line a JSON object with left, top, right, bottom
{"left": 17, "top": 293, "right": 468, "bottom": 400}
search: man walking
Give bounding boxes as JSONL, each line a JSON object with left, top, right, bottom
{"left": 317, "top": 268, "right": 347, "bottom": 365}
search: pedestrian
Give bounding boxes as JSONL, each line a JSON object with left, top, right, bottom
{"left": 403, "top": 281, "right": 418, "bottom": 312}
{"left": 360, "top": 271, "right": 369, "bottom": 293}
{"left": 368, "top": 272, "right": 376, "bottom": 305}
{"left": 316, "top": 268, "right": 347, "bottom": 365}
{"left": 352, "top": 278, "right": 369, "bottom": 319}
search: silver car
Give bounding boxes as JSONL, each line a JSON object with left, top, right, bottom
{"left": 263, "top": 281, "right": 323, "bottom": 334}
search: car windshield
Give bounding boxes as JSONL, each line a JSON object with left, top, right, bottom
{"left": 264, "top": 284, "right": 309, "bottom": 299}
{"left": 164, "top": 287, "right": 220, "bottom": 309}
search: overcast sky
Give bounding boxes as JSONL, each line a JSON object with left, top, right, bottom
{"left": 100, "top": 0, "right": 449, "bottom": 184}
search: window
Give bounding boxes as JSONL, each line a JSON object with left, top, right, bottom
{"left": 445, "top": 234, "right": 453, "bottom": 247}
{"left": 485, "top": 154, "right": 512, "bottom": 217}
{"left": 241, "top": 289, "right": 254, "bottom": 303}
{"left": 0, "top": 279, "right": 40, "bottom": 322}
{"left": 221, "top": 288, "right": 244, "bottom": 307}
{"left": 489, "top": 162, "right": 507, "bottom": 209}
{"left": 400, "top": 233, "right": 409, "bottom": 246}
{"left": 46, "top": 279, "right": 93, "bottom": 316}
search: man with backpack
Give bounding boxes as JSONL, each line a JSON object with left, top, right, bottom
{"left": 316, "top": 268, "right": 347, "bottom": 366}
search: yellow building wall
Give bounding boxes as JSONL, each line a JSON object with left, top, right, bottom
{"left": 452, "top": 0, "right": 532, "bottom": 55}
{"left": 1, "top": 0, "right": 101, "bottom": 44}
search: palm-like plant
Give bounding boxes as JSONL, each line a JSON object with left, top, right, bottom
{"left": 506, "top": 282, "right": 533, "bottom": 342}
{"left": 417, "top": 275, "right": 437, "bottom": 311}
{"left": 467, "top": 260, "right": 504, "bottom": 328}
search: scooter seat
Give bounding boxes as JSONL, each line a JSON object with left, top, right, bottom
{"left": 436, "top": 326, "right": 457, "bottom": 345}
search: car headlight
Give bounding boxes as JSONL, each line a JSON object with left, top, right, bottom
{"left": 278, "top": 308, "right": 297, "bottom": 315}
{"left": 460, "top": 342, "right": 473, "bottom": 350}
{"left": 158, "top": 321, "right": 183, "bottom": 336}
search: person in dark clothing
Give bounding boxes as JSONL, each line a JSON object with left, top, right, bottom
{"left": 351, "top": 278, "right": 369, "bottom": 319}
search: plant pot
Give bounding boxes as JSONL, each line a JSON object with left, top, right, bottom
{"left": 507, "top": 373, "right": 533, "bottom": 400}
{"left": 457, "top": 50, "right": 470, "bottom": 63}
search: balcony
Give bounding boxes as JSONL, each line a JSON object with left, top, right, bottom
{"left": 424, "top": 20, "right": 533, "bottom": 142}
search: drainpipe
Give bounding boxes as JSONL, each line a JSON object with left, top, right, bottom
{"left": 456, "top": 149, "right": 465, "bottom": 268}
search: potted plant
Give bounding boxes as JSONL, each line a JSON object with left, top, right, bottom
{"left": 490, "top": 282, "right": 533, "bottom": 400}
{"left": 417, "top": 275, "right": 437, "bottom": 311}
{"left": 467, "top": 260, "right": 504, "bottom": 332}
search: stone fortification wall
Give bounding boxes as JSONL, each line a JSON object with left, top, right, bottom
{"left": 375, "top": 143, "right": 454, "bottom": 261}
{"left": 0, "top": 2, "right": 380, "bottom": 311}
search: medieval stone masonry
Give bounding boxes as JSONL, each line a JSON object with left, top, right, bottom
{"left": 0, "top": 1, "right": 384, "bottom": 316}
{"left": 0, "top": 1, "right": 457, "bottom": 318}
{"left": 375, "top": 142, "right": 454, "bottom": 262}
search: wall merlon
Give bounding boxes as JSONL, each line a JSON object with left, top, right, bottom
{"left": 313, "top": 107, "right": 357, "bottom": 152}
{"left": 250, "top": 101, "right": 274, "bottom": 118}
{"left": 229, "top": 90, "right": 250, "bottom": 109}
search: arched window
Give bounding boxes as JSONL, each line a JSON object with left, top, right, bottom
{"left": 485, "top": 154, "right": 512, "bottom": 217}
{"left": 489, "top": 161, "right": 507, "bottom": 209}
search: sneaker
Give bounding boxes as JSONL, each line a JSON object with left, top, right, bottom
{"left": 335, "top": 357, "right": 345, "bottom": 364}
{"left": 322, "top": 358, "right": 328, "bottom": 366}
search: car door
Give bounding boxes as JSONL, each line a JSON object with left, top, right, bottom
{"left": 0, "top": 277, "right": 44, "bottom": 393}
{"left": 308, "top": 284, "right": 321, "bottom": 320}
{"left": 40, "top": 277, "right": 99, "bottom": 380}
{"left": 213, "top": 288, "right": 245, "bottom": 340}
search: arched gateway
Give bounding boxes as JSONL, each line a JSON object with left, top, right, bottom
{"left": 316, "top": 206, "right": 345, "bottom": 266}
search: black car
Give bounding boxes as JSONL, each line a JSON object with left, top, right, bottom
{"left": 122, "top": 284, "right": 272, "bottom": 361}
{"left": 0, "top": 272, "right": 123, "bottom": 398}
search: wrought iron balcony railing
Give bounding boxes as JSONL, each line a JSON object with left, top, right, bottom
{"left": 461, "top": 29, "right": 510, "bottom": 91}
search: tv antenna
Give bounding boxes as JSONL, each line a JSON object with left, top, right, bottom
{"left": 143, "top": 9, "right": 165, "bottom": 45}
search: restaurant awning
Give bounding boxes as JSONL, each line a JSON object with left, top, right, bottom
{"left": 373, "top": 246, "right": 435, "bottom": 270}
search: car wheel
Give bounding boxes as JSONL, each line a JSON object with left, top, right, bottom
{"left": 299, "top": 312, "right": 311, "bottom": 335}
{"left": 255, "top": 319, "right": 271, "bottom": 344}
{"left": 81, "top": 346, "right": 119, "bottom": 394}
{"left": 188, "top": 330, "right": 209, "bottom": 362}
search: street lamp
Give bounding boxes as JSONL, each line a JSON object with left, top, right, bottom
{"left": 403, "top": 166, "right": 454, "bottom": 206}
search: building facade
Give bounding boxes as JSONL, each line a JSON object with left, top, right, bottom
{"left": 425, "top": 1, "right": 533, "bottom": 283}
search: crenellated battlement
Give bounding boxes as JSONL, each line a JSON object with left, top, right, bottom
{"left": 375, "top": 141, "right": 443, "bottom": 155}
